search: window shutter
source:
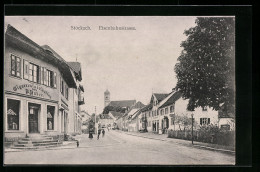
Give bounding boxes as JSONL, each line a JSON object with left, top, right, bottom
{"left": 40, "top": 67, "right": 44, "bottom": 84}
{"left": 208, "top": 118, "right": 210, "bottom": 125}
{"left": 200, "top": 118, "right": 202, "bottom": 125}
{"left": 11, "top": 55, "right": 16, "bottom": 75}
{"left": 53, "top": 72, "right": 57, "bottom": 88}
{"left": 23, "top": 60, "right": 29, "bottom": 79}
{"left": 43, "top": 68, "right": 47, "bottom": 85}
{"left": 16, "top": 57, "right": 21, "bottom": 77}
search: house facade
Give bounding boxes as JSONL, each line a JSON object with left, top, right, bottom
{"left": 174, "top": 96, "right": 219, "bottom": 131}
{"left": 140, "top": 90, "right": 219, "bottom": 134}
{"left": 4, "top": 24, "right": 84, "bottom": 140}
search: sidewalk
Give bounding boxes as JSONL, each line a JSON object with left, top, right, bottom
{"left": 5, "top": 133, "right": 121, "bottom": 153}
{"left": 116, "top": 130, "right": 235, "bottom": 155}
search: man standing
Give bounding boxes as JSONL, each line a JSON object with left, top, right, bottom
{"left": 97, "top": 123, "right": 101, "bottom": 140}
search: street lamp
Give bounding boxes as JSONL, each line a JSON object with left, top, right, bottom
{"left": 191, "top": 113, "right": 194, "bottom": 145}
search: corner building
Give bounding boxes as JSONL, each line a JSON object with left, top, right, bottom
{"left": 4, "top": 25, "right": 84, "bottom": 140}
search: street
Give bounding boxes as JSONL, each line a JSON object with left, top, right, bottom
{"left": 4, "top": 130, "right": 235, "bottom": 165}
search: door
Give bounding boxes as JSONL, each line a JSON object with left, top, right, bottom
{"left": 29, "top": 106, "right": 39, "bottom": 133}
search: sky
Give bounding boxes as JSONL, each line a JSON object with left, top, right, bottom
{"left": 5, "top": 16, "right": 197, "bottom": 114}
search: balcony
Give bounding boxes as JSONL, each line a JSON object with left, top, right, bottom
{"left": 78, "top": 97, "right": 85, "bottom": 105}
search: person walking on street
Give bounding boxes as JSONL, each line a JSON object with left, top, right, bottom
{"left": 102, "top": 129, "right": 105, "bottom": 137}
{"left": 97, "top": 129, "right": 101, "bottom": 140}
{"left": 88, "top": 120, "right": 94, "bottom": 140}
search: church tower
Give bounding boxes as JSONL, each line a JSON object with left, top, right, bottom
{"left": 104, "top": 89, "right": 110, "bottom": 107}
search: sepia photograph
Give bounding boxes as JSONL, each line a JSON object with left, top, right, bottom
{"left": 3, "top": 15, "right": 236, "bottom": 165}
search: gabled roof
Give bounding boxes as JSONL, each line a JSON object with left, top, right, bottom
{"left": 41, "top": 45, "right": 66, "bottom": 62}
{"left": 108, "top": 100, "right": 136, "bottom": 108}
{"left": 159, "top": 91, "right": 182, "bottom": 109}
{"left": 153, "top": 93, "right": 169, "bottom": 102}
{"left": 130, "top": 109, "right": 142, "bottom": 121}
{"left": 125, "top": 101, "right": 145, "bottom": 114}
{"left": 67, "top": 62, "right": 82, "bottom": 81}
{"left": 5, "top": 24, "right": 77, "bottom": 88}
{"left": 109, "top": 111, "right": 124, "bottom": 119}
{"left": 132, "top": 101, "right": 145, "bottom": 109}
{"left": 141, "top": 104, "right": 153, "bottom": 112}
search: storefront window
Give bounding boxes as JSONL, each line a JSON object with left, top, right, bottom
{"left": 47, "top": 105, "right": 55, "bottom": 130}
{"left": 7, "top": 99, "right": 20, "bottom": 130}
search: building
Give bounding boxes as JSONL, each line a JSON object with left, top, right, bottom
{"left": 127, "top": 109, "right": 143, "bottom": 132}
{"left": 140, "top": 93, "right": 169, "bottom": 133}
{"left": 98, "top": 113, "right": 114, "bottom": 128}
{"left": 218, "top": 109, "right": 235, "bottom": 131}
{"left": 4, "top": 24, "right": 85, "bottom": 142}
{"left": 67, "top": 61, "right": 85, "bottom": 134}
{"left": 174, "top": 92, "right": 218, "bottom": 131}
{"left": 141, "top": 90, "right": 219, "bottom": 134}
{"left": 122, "top": 101, "right": 145, "bottom": 131}
{"left": 104, "top": 89, "right": 136, "bottom": 111}
{"left": 81, "top": 110, "right": 91, "bottom": 122}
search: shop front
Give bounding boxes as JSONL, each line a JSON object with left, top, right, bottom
{"left": 5, "top": 92, "right": 59, "bottom": 139}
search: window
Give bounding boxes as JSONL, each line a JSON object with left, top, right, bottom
{"left": 7, "top": 99, "right": 20, "bottom": 130}
{"left": 46, "top": 70, "right": 53, "bottom": 87}
{"left": 202, "top": 107, "right": 208, "bottom": 111}
{"left": 11, "top": 55, "right": 21, "bottom": 77}
{"left": 28, "top": 63, "right": 40, "bottom": 83}
{"left": 165, "top": 107, "right": 168, "bottom": 114}
{"left": 160, "top": 109, "right": 164, "bottom": 115}
{"left": 47, "top": 106, "right": 55, "bottom": 130}
{"left": 60, "top": 78, "right": 64, "bottom": 95}
{"left": 170, "top": 106, "right": 174, "bottom": 113}
{"left": 200, "top": 118, "right": 210, "bottom": 125}
{"left": 171, "top": 117, "right": 175, "bottom": 125}
{"left": 65, "top": 85, "right": 69, "bottom": 99}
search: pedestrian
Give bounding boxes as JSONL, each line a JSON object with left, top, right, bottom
{"left": 102, "top": 129, "right": 105, "bottom": 137}
{"left": 76, "top": 140, "right": 79, "bottom": 147}
{"left": 89, "top": 121, "right": 94, "bottom": 140}
{"left": 97, "top": 129, "right": 101, "bottom": 140}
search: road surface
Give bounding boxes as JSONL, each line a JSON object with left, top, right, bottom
{"left": 4, "top": 130, "right": 235, "bottom": 165}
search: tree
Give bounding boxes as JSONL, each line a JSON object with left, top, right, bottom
{"left": 174, "top": 17, "right": 235, "bottom": 114}
{"left": 175, "top": 114, "right": 198, "bottom": 131}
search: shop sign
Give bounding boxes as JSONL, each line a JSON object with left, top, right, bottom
{"left": 13, "top": 84, "right": 51, "bottom": 99}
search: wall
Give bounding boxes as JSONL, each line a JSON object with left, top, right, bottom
{"left": 174, "top": 97, "right": 219, "bottom": 130}
{"left": 4, "top": 43, "right": 75, "bottom": 138}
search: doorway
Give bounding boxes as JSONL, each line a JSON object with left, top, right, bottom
{"left": 28, "top": 103, "right": 40, "bottom": 133}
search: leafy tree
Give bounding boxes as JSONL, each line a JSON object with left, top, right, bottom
{"left": 174, "top": 17, "right": 235, "bottom": 114}
{"left": 175, "top": 114, "right": 198, "bottom": 131}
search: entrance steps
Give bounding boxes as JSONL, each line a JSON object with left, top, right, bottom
{"left": 12, "top": 134, "right": 62, "bottom": 149}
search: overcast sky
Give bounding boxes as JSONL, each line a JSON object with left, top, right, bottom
{"left": 5, "top": 16, "right": 197, "bottom": 114}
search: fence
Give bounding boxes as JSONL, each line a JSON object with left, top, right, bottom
{"left": 168, "top": 129, "right": 235, "bottom": 147}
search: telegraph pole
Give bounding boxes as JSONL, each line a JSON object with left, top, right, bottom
{"left": 95, "top": 106, "right": 97, "bottom": 134}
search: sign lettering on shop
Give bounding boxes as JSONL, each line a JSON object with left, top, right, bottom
{"left": 13, "top": 84, "right": 51, "bottom": 99}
